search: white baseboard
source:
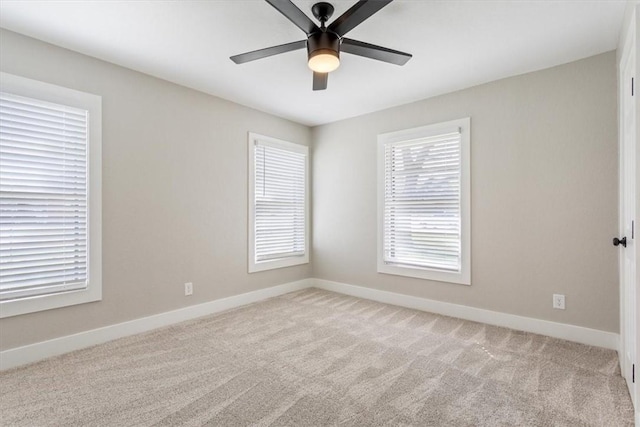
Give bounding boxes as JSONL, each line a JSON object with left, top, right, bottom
{"left": 1, "top": 277, "right": 620, "bottom": 371}
{"left": 0, "top": 279, "right": 313, "bottom": 371}
{"left": 312, "top": 279, "right": 619, "bottom": 350}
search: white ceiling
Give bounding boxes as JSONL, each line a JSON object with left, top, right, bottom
{"left": 0, "top": 0, "right": 628, "bottom": 126}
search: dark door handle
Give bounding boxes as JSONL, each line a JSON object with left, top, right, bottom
{"left": 613, "top": 237, "right": 627, "bottom": 247}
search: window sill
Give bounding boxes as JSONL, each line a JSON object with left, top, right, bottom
{"left": 0, "top": 285, "right": 102, "bottom": 319}
{"left": 249, "top": 255, "right": 309, "bottom": 273}
{"left": 378, "top": 263, "right": 470, "bottom": 286}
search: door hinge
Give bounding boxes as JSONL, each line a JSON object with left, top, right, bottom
{"left": 632, "top": 221, "right": 635, "bottom": 239}
{"left": 633, "top": 364, "right": 635, "bottom": 383}
{"left": 633, "top": 77, "right": 635, "bottom": 96}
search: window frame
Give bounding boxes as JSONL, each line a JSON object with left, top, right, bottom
{"left": 377, "top": 117, "right": 471, "bottom": 285}
{"left": 247, "top": 132, "right": 309, "bottom": 273}
{"left": 0, "top": 72, "right": 102, "bottom": 318}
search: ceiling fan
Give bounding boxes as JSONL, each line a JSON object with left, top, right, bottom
{"left": 230, "top": 0, "right": 412, "bottom": 91}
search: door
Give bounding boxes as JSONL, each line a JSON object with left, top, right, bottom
{"left": 619, "top": 19, "right": 636, "bottom": 405}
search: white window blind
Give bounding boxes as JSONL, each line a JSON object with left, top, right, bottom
{"left": 253, "top": 140, "right": 306, "bottom": 263}
{"left": 383, "top": 129, "right": 462, "bottom": 272}
{"left": 0, "top": 92, "right": 89, "bottom": 301}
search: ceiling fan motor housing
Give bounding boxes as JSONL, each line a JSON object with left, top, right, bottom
{"left": 307, "top": 31, "right": 341, "bottom": 61}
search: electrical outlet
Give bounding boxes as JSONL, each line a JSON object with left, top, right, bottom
{"left": 184, "top": 282, "right": 193, "bottom": 296}
{"left": 553, "top": 294, "right": 565, "bottom": 310}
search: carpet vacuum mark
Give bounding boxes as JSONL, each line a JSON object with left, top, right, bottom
{"left": 0, "top": 288, "right": 634, "bottom": 426}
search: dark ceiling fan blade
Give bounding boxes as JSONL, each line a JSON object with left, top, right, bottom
{"left": 313, "top": 72, "right": 328, "bottom": 91}
{"left": 328, "top": 0, "right": 393, "bottom": 37}
{"left": 265, "top": 0, "right": 320, "bottom": 35}
{"left": 230, "top": 40, "right": 306, "bottom": 64}
{"left": 341, "top": 38, "right": 411, "bottom": 65}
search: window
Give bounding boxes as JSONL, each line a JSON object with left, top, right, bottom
{"left": 377, "top": 118, "right": 470, "bottom": 285}
{"left": 248, "top": 133, "right": 308, "bottom": 272}
{"left": 0, "top": 72, "right": 102, "bottom": 318}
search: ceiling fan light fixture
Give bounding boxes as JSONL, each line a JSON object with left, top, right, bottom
{"left": 308, "top": 49, "right": 340, "bottom": 73}
{"left": 307, "top": 31, "right": 341, "bottom": 73}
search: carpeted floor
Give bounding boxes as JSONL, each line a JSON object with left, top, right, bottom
{"left": 0, "top": 288, "right": 634, "bottom": 426}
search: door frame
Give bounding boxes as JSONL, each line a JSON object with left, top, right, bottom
{"left": 618, "top": 9, "right": 637, "bottom": 412}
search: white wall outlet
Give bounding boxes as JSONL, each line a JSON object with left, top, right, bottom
{"left": 184, "top": 282, "right": 193, "bottom": 296}
{"left": 553, "top": 294, "right": 565, "bottom": 310}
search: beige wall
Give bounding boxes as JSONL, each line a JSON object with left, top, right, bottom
{"left": 0, "top": 28, "right": 620, "bottom": 352}
{"left": 0, "top": 30, "right": 312, "bottom": 350}
{"left": 312, "top": 52, "right": 619, "bottom": 332}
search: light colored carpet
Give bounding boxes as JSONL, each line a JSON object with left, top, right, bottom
{"left": 0, "top": 288, "right": 634, "bottom": 426}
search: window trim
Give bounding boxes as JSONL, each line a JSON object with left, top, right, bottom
{"left": 247, "top": 132, "right": 309, "bottom": 273}
{"left": 0, "top": 72, "right": 102, "bottom": 318}
{"left": 377, "top": 117, "right": 471, "bottom": 285}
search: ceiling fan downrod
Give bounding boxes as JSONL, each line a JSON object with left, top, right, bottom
{"left": 311, "top": 2, "right": 334, "bottom": 29}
